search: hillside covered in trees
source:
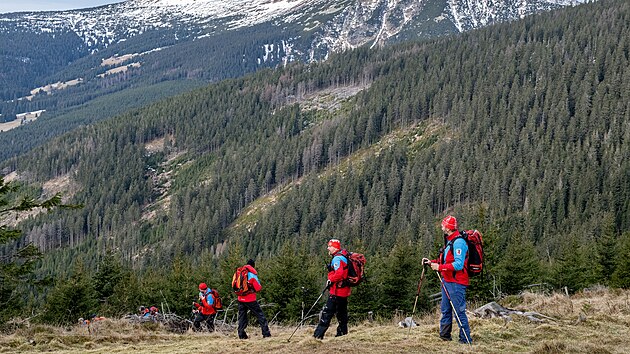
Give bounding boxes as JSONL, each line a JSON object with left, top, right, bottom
{"left": 1, "top": 0, "right": 629, "bottom": 324}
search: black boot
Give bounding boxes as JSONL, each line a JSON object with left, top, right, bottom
{"left": 439, "top": 323, "right": 452, "bottom": 341}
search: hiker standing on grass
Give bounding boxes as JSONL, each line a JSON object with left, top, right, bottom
{"left": 422, "top": 215, "right": 472, "bottom": 344}
{"left": 313, "top": 239, "right": 351, "bottom": 339}
{"left": 193, "top": 283, "right": 216, "bottom": 332}
{"left": 236, "top": 259, "right": 271, "bottom": 339}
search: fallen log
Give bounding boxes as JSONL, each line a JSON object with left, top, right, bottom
{"left": 473, "top": 301, "right": 557, "bottom": 324}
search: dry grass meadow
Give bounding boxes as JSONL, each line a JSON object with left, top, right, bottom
{"left": 1, "top": 288, "right": 629, "bottom": 354}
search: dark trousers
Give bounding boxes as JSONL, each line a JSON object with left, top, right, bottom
{"left": 193, "top": 312, "right": 215, "bottom": 332}
{"left": 313, "top": 295, "right": 348, "bottom": 339}
{"left": 238, "top": 300, "right": 271, "bottom": 339}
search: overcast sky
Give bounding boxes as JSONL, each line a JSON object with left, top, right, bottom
{"left": 0, "top": 1, "right": 123, "bottom": 14}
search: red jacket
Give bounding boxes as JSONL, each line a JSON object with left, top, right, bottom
{"left": 328, "top": 250, "right": 351, "bottom": 297}
{"left": 432, "top": 231, "right": 470, "bottom": 286}
{"left": 237, "top": 265, "right": 263, "bottom": 302}
{"left": 194, "top": 289, "right": 216, "bottom": 315}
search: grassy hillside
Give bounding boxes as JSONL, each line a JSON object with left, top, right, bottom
{"left": 1, "top": 289, "right": 628, "bottom": 353}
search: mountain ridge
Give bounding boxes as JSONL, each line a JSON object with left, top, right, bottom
{"left": 0, "top": 0, "right": 590, "bottom": 136}
{"left": 0, "top": 0, "right": 589, "bottom": 52}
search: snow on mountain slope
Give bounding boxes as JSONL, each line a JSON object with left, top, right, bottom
{"left": 0, "top": 0, "right": 328, "bottom": 50}
{"left": 447, "top": 0, "right": 589, "bottom": 32}
{"left": 0, "top": 0, "right": 591, "bottom": 54}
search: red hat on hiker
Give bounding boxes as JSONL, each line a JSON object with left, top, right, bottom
{"left": 199, "top": 283, "right": 208, "bottom": 291}
{"left": 441, "top": 215, "right": 458, "bottom": 231}
{"left": 328, "top": 239, "right": 341, "bottom": 250}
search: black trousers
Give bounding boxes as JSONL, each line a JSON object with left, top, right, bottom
{"left": 313, "top": 295, "right": 348, "bottom": 339}
{"left": 238, "top": 300, "right": 271, "bottom": 339}
{"left": 193, "top": 312, "right": 215, "bottom": 332}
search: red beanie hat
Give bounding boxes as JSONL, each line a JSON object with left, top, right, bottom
{"left": 327, "top": 239, "right": 341, "bottom": 250}
{"left": 441, "top": 215, "right": 458, "bottom": 231}
{"left": 199, "top": 283, "right": 208, "bottom": 291}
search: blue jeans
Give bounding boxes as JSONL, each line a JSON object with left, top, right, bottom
{"left": 440, "top": 281, "right": 472, "bottom": 344}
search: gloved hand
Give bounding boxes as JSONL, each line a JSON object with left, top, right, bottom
{"left": 326, "top": 280, "right": 332, "bottom": 289}
{"left": 421, "top": 258, "right": 431, "bottom": 265}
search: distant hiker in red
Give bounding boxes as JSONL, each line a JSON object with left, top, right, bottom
{"left": 235, "top": 259, "right": 271, "bottom": 339}
{"left": 193, "top": 283, "right": 216, "bottom": 332}
{"left": 313, "top": 239, "right": 351, "bottom": 339}
{"left": 138, "top": 305, "right": 150, "bottom": 317}
{"left": 422, "top": 215, "right": 472, "bottom": 344}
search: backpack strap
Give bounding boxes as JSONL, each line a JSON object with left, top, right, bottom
{"left": 332, "top": 250, "right": 350, "bottom": 287}
{"left": 446, "top": 233, "right": 469, "bottom": 277}
{"left": 332, "top": 250, "right": 349, "bottom": 270}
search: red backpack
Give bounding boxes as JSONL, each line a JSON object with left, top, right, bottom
{"left": 458, "top": 230, "right": 484, "bottom": 277}
{"left": 342, "top": 251, "right": 366, "bottom": 287}
{"left": 209, "top": 289, "right": 222, "bottom": 310}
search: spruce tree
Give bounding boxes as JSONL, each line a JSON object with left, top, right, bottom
{"left": 260, "top": 242, "right": 319, "bottom": 322}
{"left": 553, "top": 238, "right": 603, "bottom": 293}
{"left": 596, "top": 213, "right": 618, "bottom": 285}
{"left": 40, "top": 261, "right": 97, "bottom": 325}
{"left": 610, "top": 232, "right": 630, "bottom": 289}
{"left": 380, "top": 236, "right": 420, "bottom": 316}
{"left": 496, "top": 234, "right": 542, "bottom": 295}
{"left": 0, "top": 177, "right": 78, "bottom": 327}
{"left": 93, "top": 252, "right": 124, "bottom": 303}
{"left": 106, "top": 270, "right": 143, "bottom": 316}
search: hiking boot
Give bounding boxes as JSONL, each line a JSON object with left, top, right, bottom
{"left": 439, "top": 323, "right": 452, "bottom": 341}
{"left": 263, "top": 334, "right": 271, "bottom": 338}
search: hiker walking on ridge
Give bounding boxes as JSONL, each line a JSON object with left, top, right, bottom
{"left": 233, "top": 259, "right": 271, "bottom": 339}
{"left": 313, "top": 239, "right": 351, "bottom": 339}
{"left": 422, "top": 215, "right": 473, "bottom": 344}
{"left": 193, "top": 283, "right": 216, "bottom": 332}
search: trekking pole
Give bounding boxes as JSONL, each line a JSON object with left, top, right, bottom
{"left": 287, "top": 282, "right": 330, "bottom": 343}
{"left": 408, "top": 263, "right": 428, "bottom": 334}
{"left": 435, "top": 271, "right": 472, "bottom": 345}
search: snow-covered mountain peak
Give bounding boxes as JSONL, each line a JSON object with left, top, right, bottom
{"left": 0, "top": 0, "right": 595, "bottom": 61}
{"left": 118, "top": 0, "right": 315, "bottom": 27}
{"left": 0, "top": 0, "right": 327, "bottom": 50}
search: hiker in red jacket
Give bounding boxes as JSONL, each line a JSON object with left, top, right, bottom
{"left": 193, "top": 283, "right": 216, "bottom": 332}
{"left": 237, "top": 259, "right": 271, "bottom": 339}
{"left": 422, "top": 215, "right": 472, "bottom": 344}
{"left": 313, "top": 239, "right": 351, "bottom": 339}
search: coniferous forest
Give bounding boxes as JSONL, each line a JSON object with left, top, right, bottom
{"left": 1, "top": 0, "right": 630, "bottom": 326}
